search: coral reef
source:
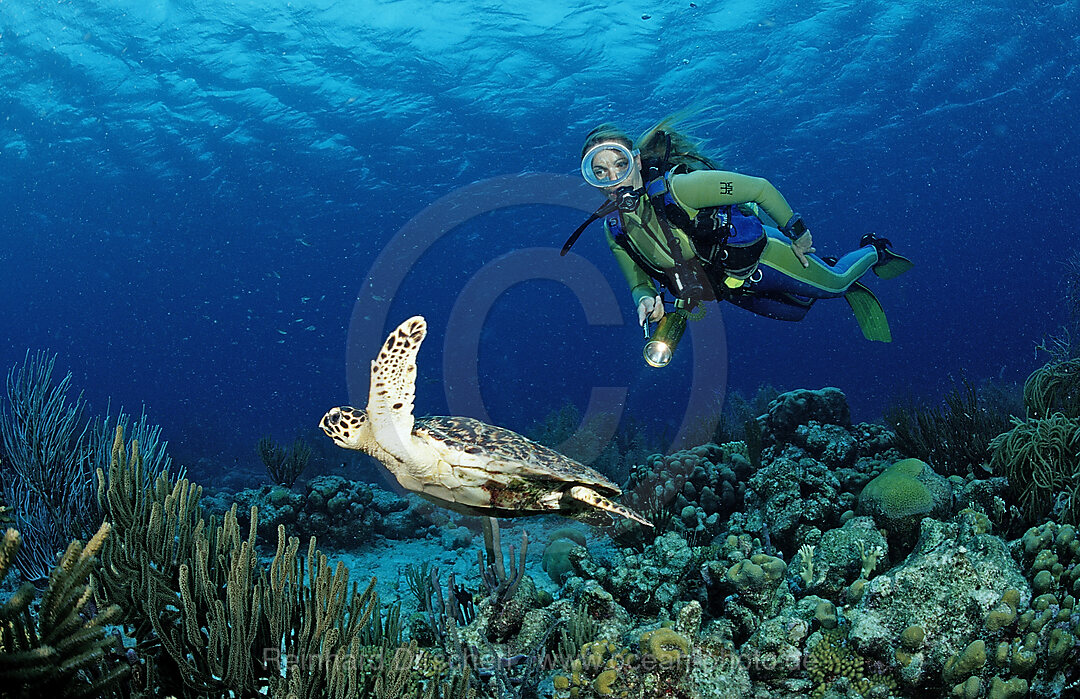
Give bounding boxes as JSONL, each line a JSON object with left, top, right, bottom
{"left": 543, "top": 527, "right": 589, "bottom": 585}
{"left": 204, "top": 474, "right": 445, "bottom": 548}
{"left": 606, "top": 531, "right": 706, "bottom": 617}
{"left": 0, "top": 524, "right": 131, "bottom": 697}
{"left": 550, "top": 612, "right": 750, "bottom": 699}
{"left": 92, "top": 424, "right": 488, "bottom": 698}
{"left": 857, "top": 458, "right": 955, "bottom": 543}
{"left": 990, "top": 413, "right": 1080, "bottom": 525}
{"left": 884, "top": 377, "right": 1021, "bottom": 476}
{"left": 0, "top": 353, "right": 172, "bottom": 583}
{"left": 256, "top": 434, "right": 312, "bottom": 488}
{"left": 806, "top": 625, "right": 898, "bottom": 698}
{"left": 733, "top": 387, "right": 902, "bottom": 553}
{"left": 809, "top": 516, "right": 889, "bottom": 597}
{"left": 847, "top": 515, "right": 1029, "bottom": 685}
{"left": 12, "top": 361, "right": 1080, "bottom": 699}
{"left": 616, "top": 443, "right": 749, "bottom": 546}
{"left": 762, "top": 387, "right": 852, "bottom": 442}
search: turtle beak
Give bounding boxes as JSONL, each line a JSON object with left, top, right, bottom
{"left": 320, "top": 407, "right": 344, "bottom": 444}
{"left": 320, "top": 406, "right": 368, "bottom": 449}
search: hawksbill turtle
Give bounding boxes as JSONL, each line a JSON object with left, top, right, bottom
{"left": 320, "top": 316, "right": 652, "bottom": 528}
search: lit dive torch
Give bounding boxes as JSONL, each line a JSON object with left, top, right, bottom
{"left": 642, "top": 309, "right": 689, "bottom": 368}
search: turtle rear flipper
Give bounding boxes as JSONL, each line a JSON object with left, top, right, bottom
{"left": 368, "top": 316, "right": 426, "bottom": 462}
{"left": 569, "top": 486, "right": 653, "bottom": 527}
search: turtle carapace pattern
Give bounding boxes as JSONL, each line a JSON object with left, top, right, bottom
{"left": 320, "top": 316, "right": 652, "bottom": 527}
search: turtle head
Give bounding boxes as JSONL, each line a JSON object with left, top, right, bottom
{"left": 320, "top": 406, "right": 371, "bottom": 451}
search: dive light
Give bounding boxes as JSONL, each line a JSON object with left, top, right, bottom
{"left": 643, "top": 310, "right": 688, "bottom": 368}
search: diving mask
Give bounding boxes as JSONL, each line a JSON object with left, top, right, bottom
{"left": 581, "top": 142, "right": 640, "bottom": 188}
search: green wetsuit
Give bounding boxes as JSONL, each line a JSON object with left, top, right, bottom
{"left": 605, "top": 169, "right": 875, "bottom": 308}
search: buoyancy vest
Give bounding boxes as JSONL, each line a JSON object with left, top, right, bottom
{"left": 607, "top": 169, "right": 768, "bottom": 300}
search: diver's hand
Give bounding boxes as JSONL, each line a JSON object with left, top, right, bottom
{"left": 637, "top": 295, "right": 665, "bottom": 326}
{"left": 791, "top": 232, "right": 815, "bottom": 268}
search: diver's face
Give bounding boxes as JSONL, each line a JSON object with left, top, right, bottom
{"left": 591, "top": 147, "right": 642, "bottom": 197}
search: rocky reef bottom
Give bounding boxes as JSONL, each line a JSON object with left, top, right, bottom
{"left": 3, "top": 386, "right": 1078, "bottom": 698}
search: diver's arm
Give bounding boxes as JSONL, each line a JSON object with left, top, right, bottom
{"left": 670, "top": 170, "right": 814, "bottom": 266}
{"left": 607, "top": 230, "right": 663, "bottom": 322}
{"left": 669, "top": 170, "right": 796, "bottom": 229}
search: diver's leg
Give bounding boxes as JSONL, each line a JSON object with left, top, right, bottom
{"left": 828, "top": 247, "right": 880, "bottom": 277}
{"left": 751, "top": 233, "right": 877, "bottom": 299}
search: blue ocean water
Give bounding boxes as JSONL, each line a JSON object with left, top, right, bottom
{"left": 0, "top": 0, "right": 1076, "bottom": 477}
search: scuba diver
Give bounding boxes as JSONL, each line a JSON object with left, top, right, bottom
{"left": 562, "top": 117, "right": 912, "bottom": 363}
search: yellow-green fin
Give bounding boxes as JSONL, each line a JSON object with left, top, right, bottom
{"left": 845, "top": 282, "right": 892, "bottom": 342}
{"left": 873, "top": 251, "right": 914, "bottom": 280}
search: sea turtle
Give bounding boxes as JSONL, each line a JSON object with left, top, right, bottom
{"left": 320, "top": 315, "right": 652, "bottom": 528}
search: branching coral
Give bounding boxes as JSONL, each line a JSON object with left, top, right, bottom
{"left": 806, "top": 626, "right": 897, "bottom": 699}
{"left": 989, "top": 413, "right": 1080, "bottom": 524}
{"left": 478, "top": 517, "right": 528, "bottom": 607}
{"left": 1023, "top": 358, "right": 1080, "bottom": 419}
{"left": 257, "top": 435, "right": 312, "bottom": 488}
{"left": 0, "top": 524, "right": 131, "bottom": 697}
{"left": 556, "top": 600, "right": 599, "bottom": 668}
{"left": 0, "top": 354, "right": 171, "bottom": 583}
{"left": 0, "top": 351, "right": 96, "bottom": 581}
{"left": 95, "top": 424, "right": 430, "bottom": 698}
{"left": 855, "top": 541, "right": 883, "bottom": 579}
{"left": 884, "top": 377, "right": 1021, "bottom": 476}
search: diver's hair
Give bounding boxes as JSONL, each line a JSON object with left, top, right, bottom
{"left": 636, "top": 110, "right": 720, "bottom": 174}
{"left": 580, "top": 123, "right": 634, "bottom": 158}
{"left": 581, "top": 109, "right": 720, "bottom": 175}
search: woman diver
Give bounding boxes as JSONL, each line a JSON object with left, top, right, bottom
{"left": 562, "top": 118, "right": 912, "bottom": 350}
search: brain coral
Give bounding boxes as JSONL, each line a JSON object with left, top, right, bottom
{"left": 857, "top": 458, "right": 952, "bottom": 541}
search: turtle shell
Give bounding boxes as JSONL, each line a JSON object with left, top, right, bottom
{"left": 413, "top": 416, "right": 621, "bottom": 496}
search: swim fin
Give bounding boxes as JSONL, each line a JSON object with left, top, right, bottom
{"left": 845, "top": 281, "right": 892, "bottom": 342}
{"left": 873, "top": 250, "right": 914, "bottom": 280}
{"left": 860, "top": 233, "right": 914, "bottom": 280}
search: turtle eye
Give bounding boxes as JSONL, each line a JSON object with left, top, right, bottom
{"left": 328, "top": 410, "right": 340, "bottom": 425}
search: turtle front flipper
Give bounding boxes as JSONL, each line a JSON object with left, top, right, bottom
{"left": 367, "top": 315, "right": 426, "bottom": 462}
{"left": 568, "top": 486, "right": 653, "bottom": 527}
